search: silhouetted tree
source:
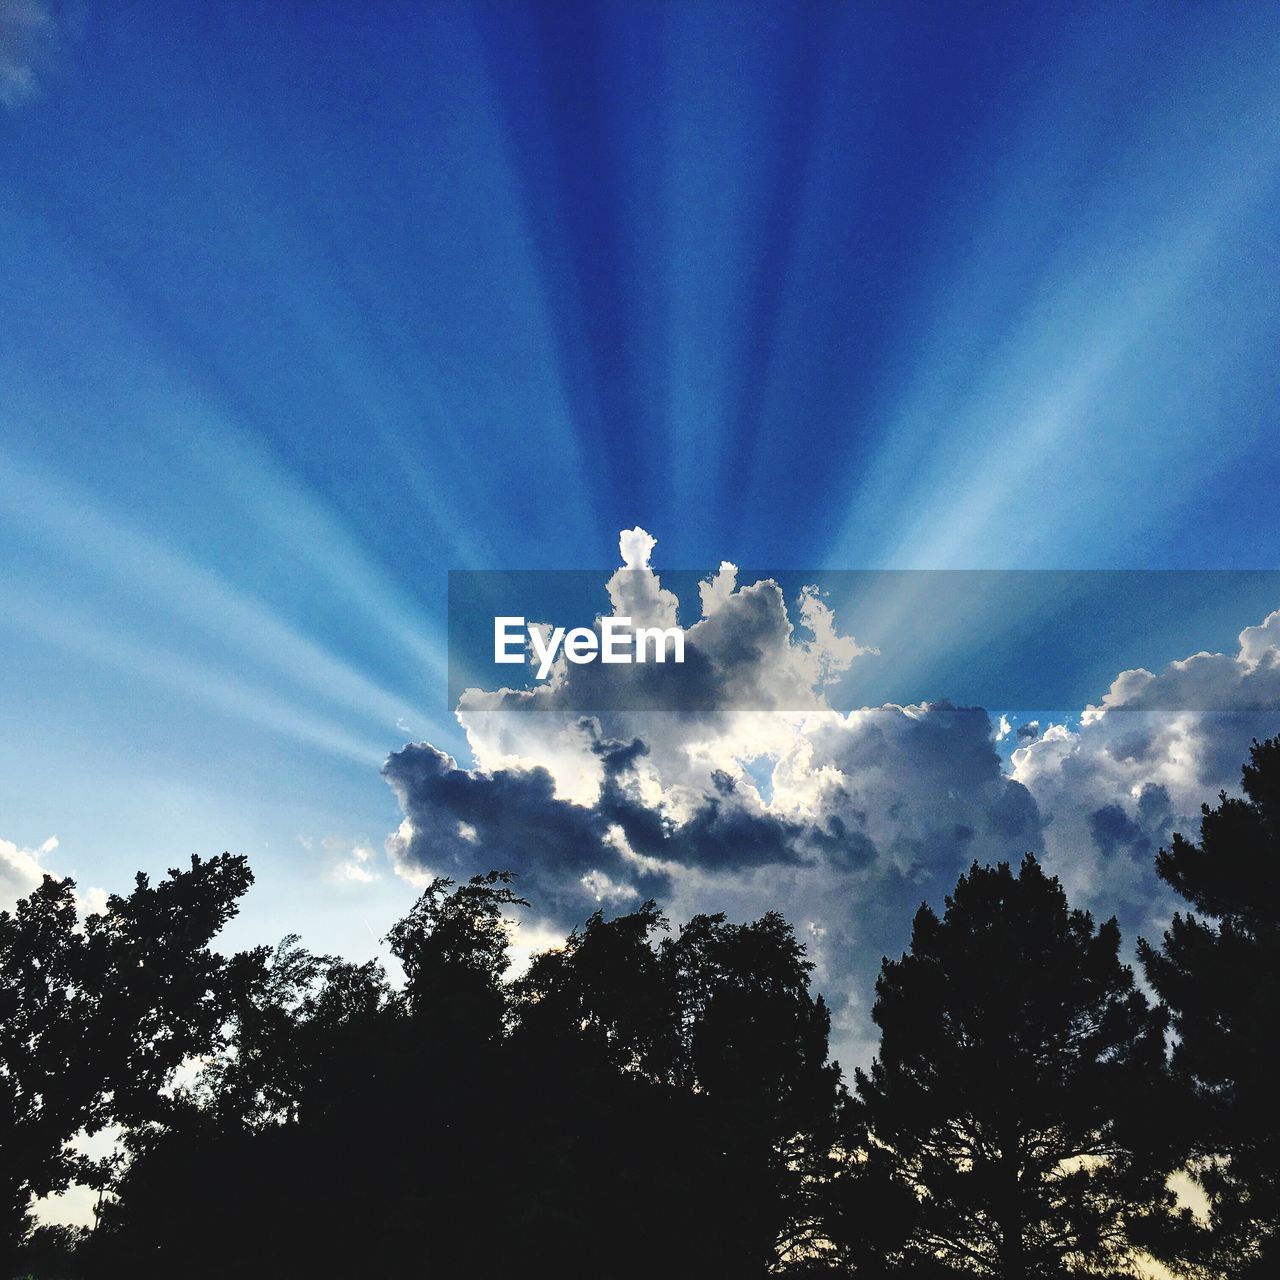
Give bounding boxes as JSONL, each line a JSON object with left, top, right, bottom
{"left": 857, "top": 855, "right": 1172, "bottom": 1278}
{"left": 0, "top": 855, "right": 258, "bottom": 1276}
{"left": 12, "top": 1224, "right": 87, "bottom": 1280}
{"left": 506, "top": 903, "right": 723, "bottom": 1274}
{"left": 85, "top": 875, "right": 849, "bottom": 1279}
{"left": 1139, "top": 736, "right": 1280, "bottom": 1277}
{"left": 513, "top": 900, "right": 678, "bottom": 1076}
{"left": 662, "top": 909, "right": 848, "bottom": 1270}
{"left": 511, "top": 903, "right": 847, "bottom": 1274}
{"left": 91, "top": 873, "right": 577, "bottom": 1279}
{"left": 90, "top": 938, "right": 397, "bottom": 1279}
{"left": 23, "top": 838, "right": 1224, "bottom": 1280}
{"left": 387, "top": 867, "right": 527, "bottom": 1034}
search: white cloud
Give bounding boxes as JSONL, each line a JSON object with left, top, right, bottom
{"left": 1237, "top": 608, "right": 1280, "bottom": 671}
{"left": 1012, "top": 612, "right": 1280, "bottom": 925}
{"left": 316, "top": 834, "right": 379, "bottom": 886}
{"left": 388, "top": 533, "right": 1034, "bottom": 1062}
{"left": 698, "top": 561, "right": 738, "bottom": 617}
{"left": 0, "top": 832, "right": 53, "bottom": 908}
{"left": 1, "top": 833, "right": 107, "bottom": 916}
{"left": 385, "top": 818, "right": 435, "bottom": 889}
{"left": 796, "top": 583, "right": 879, "bottom": 684}
{"left": 605, "top": 526, "right": 681, "bottom": 629}
{"left": 383, "top": 535, "right": 1280, "bottom": 1065}
{"left": 580, "top": 868, "right": 641, "bottom": 906}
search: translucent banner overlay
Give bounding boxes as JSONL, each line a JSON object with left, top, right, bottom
{"left": 448, "top": 569, "right": 1280, "bottom": 717}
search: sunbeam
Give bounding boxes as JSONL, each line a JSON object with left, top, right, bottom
{"left": 0, "top": 451, "right": 449, "bottom": 743}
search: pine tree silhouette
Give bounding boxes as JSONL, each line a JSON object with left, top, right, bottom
{"left": 856, "top": 855, "right": 1172, "bottom": 1278}
{"left": 1139, "top": 736, "right": 1280, "bottom": 1277}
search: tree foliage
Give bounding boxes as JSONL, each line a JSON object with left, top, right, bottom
{"left": 1139, "top": 736, "right": 1280, "bottom": 1277}
{"left": 72, "top": 875, "right": 845, "bottom": 1279}
{"left": 856, "top": 855, "right": 1172, "bottom": 1277}
{"left": 6, "top": 739, "right": 1280, "bottom": 1278}
{"left": 0, "top": 854, "right": 257, "bottom": 1274}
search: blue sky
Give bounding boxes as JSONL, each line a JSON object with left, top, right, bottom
{"left": 3, "top": 1, "right": 1280, "bottom": 969}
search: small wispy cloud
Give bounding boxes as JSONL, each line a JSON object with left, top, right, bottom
{"left": 0, "top": 0, "right": 64, "bottom": 108}
{"left": 311, "top": 834, "right": 380, "bottom": 886}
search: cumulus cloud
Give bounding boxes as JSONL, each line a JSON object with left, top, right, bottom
{"left": 382, "top": 536, "right": 1280, "bottom": 1062}
{"left": 384, "top": 740, "right": 671, "bottom": 922}
{"left": 1011, "top": 611, "right": 1280, "bottom": 931}
{"left": 452, "top": 537, "right": 879, "bottom": 801}
{"left": 391, "top": 535, "right": 894, "bottom": 899}
{"left": 605, "top": 526, "right": 681, "bottom": 628}
{"left": 385, "top": 531, "right": 1056, "bottom": 1062}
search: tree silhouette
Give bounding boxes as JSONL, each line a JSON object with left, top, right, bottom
{"left": 511, "top": 903, "right": 847, "bottom": 1273}
{"left": 387, "top": 867, "right": 527, "bottom": 1036}
{"left": 19, "top": 822, "right": 1268, "bottom": 1278}
{"left": 1139, "top": 736, "right": 1280, "bottom": 1277}
{"left": 0, "top": 855, "right": 257, "bottom": 1276}
{"left": 77, "top": 876, "right": 850, "bottom": 1279}
{"left": 856, "top": 855, "right": 1172, "bottom": 1278}
{"left": 90, "top": 878, "right": 512, "bottom": 1279}
{"left": 12, "top": 1224, "right": 87, "bottom": 1280}
{"left": 661, "top": 909, "right": 848, "bottom": 1269}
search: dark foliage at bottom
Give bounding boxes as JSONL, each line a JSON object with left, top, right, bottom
{"left": 5, "top": 740, "right": 1280, "bottom": 1278}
